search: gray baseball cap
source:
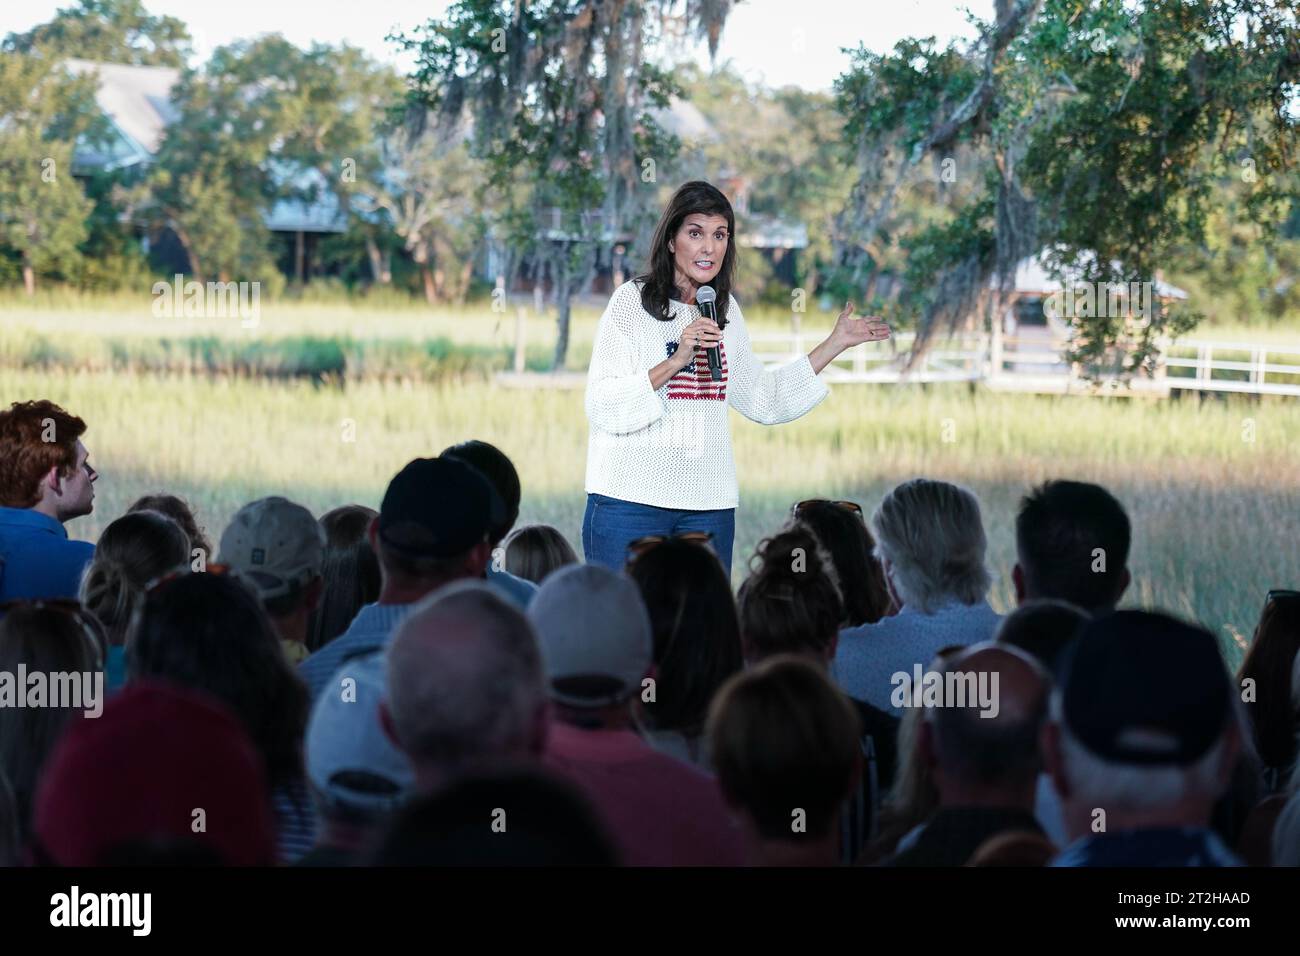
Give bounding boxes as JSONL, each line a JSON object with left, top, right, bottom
{"left": 527, "top": 563, "right": 652, "bottom": 707}
{"left": 218, "top": 496, "right": 325, "bottom": 600}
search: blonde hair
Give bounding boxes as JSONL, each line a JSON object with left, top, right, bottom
{"left": 80, "top": 510, "right": 190, "bottom": 646}
{"left": 871, "top": 479, "right": 991, "bottom": 613}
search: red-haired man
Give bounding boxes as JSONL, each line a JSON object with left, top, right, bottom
{"left": 0, "top": 400, "right": 98, "bottom": 601}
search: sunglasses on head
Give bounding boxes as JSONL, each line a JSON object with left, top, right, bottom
{"left": 1267, "top": 589, "right": 1300, "bottom": 606}
{"left": 626, "top": 531, "right": 714, "bottom": 561}
{"left": 792, "top": 499, "right": 864, "bottom": 521}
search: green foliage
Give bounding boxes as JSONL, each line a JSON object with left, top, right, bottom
{"left": 2, "top": 0, "right": 192, "bottom": 67}
{"left": 0, "top": 50, "right": 104, "bottom": 291}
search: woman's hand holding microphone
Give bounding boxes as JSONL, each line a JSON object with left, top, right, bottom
{"left": 674, "top": 318, "right": 723, "bottom": 370}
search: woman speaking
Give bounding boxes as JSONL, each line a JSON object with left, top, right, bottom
{"left": 583, "top": 180, "right": 891, "bottom": 575}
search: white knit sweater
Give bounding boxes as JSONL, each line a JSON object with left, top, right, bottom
{"left": 584, "top": 280, "right": 829, "bottom": 511}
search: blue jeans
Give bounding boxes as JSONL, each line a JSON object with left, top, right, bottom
{"left": 582, "top": 493, "right": 736, "bottom": 577}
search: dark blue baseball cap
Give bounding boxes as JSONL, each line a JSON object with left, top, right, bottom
{"left": 1058, "top": 610, "right": 1232, "bottom": 766}
{"left": 378, "top": 457, "right": 505, "bottom": 559}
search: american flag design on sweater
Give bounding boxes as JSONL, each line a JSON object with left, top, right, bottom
{"left": 665, "top": 340, "right": 728, "bottom": 401}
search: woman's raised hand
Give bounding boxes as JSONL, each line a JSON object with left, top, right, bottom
{"left": 832, "top": 301, "right": 891, "bottom": 349}
{"left": 676, "top": 318, "right": 723, "bottom": 366}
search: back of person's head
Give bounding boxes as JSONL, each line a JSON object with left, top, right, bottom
{"left": 80, "top": 510, "right": 190, "bottom": 647}
{"left": 503, "top": 524, "right": 578, "bottom": 585}
{"left": 738, "top": 525, "right": 842, "bottom": 663}
{"left": 793, "top": 500, "right": 893, "bottom": 626}
{"left": 871, "top": 479, "right": 991, "bottom": 613}
{"left": 527, "top": 564, "right": 652, "bottom": 719}
{"left": 627, "top": 539, "right": 742, "bottom": 736}
{"left": 31, "top": 681, "right": 276, "bottom": 866}
{"left": 375, "top": 457, "right": 503, "bottom": 592}
{"left": 218, "top": 496, "right": 325, "bottom": 619}
{"left": 0, "top": 602, "right": 103, "bottom": 844}
{"left": 387, "top": 581, "right": 547, "bottom": 774}
{"left": 369, "top": 768, "right": 618, "bottom": 865}
{"left": 708, "top": 656, "right": 861, "bottom": 844}
{"left": 127, "top": 571, "right": 308, "bottom": 791}
{"left": 1048, "top": 610, "right": 1237, "bottom": 825}
{"left": 994, "top": 599, "right": 1090, "bottom": 680}
{"left": 1015, "top": 479, "right": 1131, "bottom": 613}
{"left": 441, "top": 440, "right": 521, "bottom": 547}
{"left": 921, "top": 644, "right": 1049, "bottom": 800}
{"left": 307, "top": 653, "right": 413, "bottom": 825}
{"left": 127, "top": 493, "right": 212, "bottom": 558}
{"left": 309, "top": 505, "right": 381, "bottom": 651}
{"left": 1236, "top": 592, "right": 1300, "bottom": 776}
{"left": 0, "top": 399, "right": 86, "bottom": 509}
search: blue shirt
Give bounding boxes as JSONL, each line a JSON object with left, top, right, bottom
{"left": 299, "top": 602, "right": 413, "bottom": 701}
{"left": 831, "top": 598, "right": 1002, "bottom": 714}
{"left": 1051, "top": 827, "right": 1242, "bottom": 867}
{"left": 0, "top": 507, "right": 95, "bottom": 602}
{"left": 487, "top": 564, "right": 538, "bottom": 609}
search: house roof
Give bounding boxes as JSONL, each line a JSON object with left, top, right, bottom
{"left": 66, "top": 58, "right": 180, "bottom": 168}
{"left": 66, "top": 58, "right": 345, "bottom": 233}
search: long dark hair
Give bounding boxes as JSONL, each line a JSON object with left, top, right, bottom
{"left": 127, "top": 572, "right": 308, "bottom": 792}
{"left": 627, "top": 539, "right": 742, "bottom": 737}
{"left": 1237, "top": 595, "right": 1300, "bottom": 779}
{"left": 636, "top": 180, "right": 736, "bottom": 325}
{"left": 794, "top": 502, "right": 894, "bottom": 627}
{"left": 308, "top": 505, "right": 381, "bottom": 652}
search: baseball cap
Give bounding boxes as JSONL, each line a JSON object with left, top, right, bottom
{"left": 218, "top": 496, "right": 325, "bottom": 600}
{"left": 378, "top": 457, "right": 505, "bottom": 560}
{"left": 1059, "top": 610, "right": 1232, "bottom": 766}
{"left": 32, "top": 681, "right": 276, "bottom": 866}
{"left": 527, "top": 564, "right": 652, "bottom": 707}
{"left": 306, "top": 652, "right": 413, "bottom": 816}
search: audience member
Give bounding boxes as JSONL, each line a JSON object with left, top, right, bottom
{"left": 738, "top": 525, "right": 899, "bottom": 860}
{"left": 219, "top": 496, "right": 325, "bottom": 665}
{"left": 887, "top": 645, "right": 1051, "bottom": 866}
{"left": 834, "top": 479, "right": 1001, "bottom": 714}
{"left": 1044, "top": 611, "right": 1242, "bottom": 866}
{"left": 308, "top": 505, "right": 380, "bottom": 652}
{"left": 299, "top": 653, "right": 413, "bottom": 866}
{"left": 793, "top": 498, "right": 895, "bottom": 625}
{"left": 1236, "top": 590, "right": 1300, "bottom": 792}
{"left": 528, "top": 563, "right": 745, "bottom": 866}
{"left": 626, "top": 537, "right": 742, "bottom": 767}
{"left": 967, "top": 830, "right": 1057, "bottom": 867}
{"left": 0, "top": 601, "right": 103, "bottom": 847}
{"left": 708, "top": 656, "right": 861, "bottom": 866}
{"left": 1272, "top": 784, "right": 1300, "bottom": 867}
{"left": 30, "top": 681, "right": 276, "bottom": 866}
{"left": 369, "top": 769, "right": 618, "bottom": 866}
{"left": 127, "top": 493, "right": 213, "bottom": 559}
{"left": 1014, "top": 479, "right": 1131, "bottom": 613}
{"left": 503, "top": 523, "right": 579, "bottom": 585}
{"left": 128, "top": 571, "right": 314, "bottom": 862}
{"left": 299, "top": 457, "right": 502, "bottom": 699}
{"left": 994, "top": 599, "right": 1089, "bottom": 680}
{"left": 441, "top": 440, "right": 539, "bottom": 608}
{"left": 80, "top": 510, "right": 189, "bottom": 689}
{"left": 383, "top": 581, "right": 548, "bottom": 792}
{"left": 0, "top": 400, "right": 98, "bottom": 601}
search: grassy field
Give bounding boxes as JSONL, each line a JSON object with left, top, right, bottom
{"left": 5, "top": 363, "right": 1297, "bottom": 665}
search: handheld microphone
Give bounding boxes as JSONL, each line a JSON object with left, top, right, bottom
{"left": 695, "top": 285, "right": 722, "bottom": 382}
